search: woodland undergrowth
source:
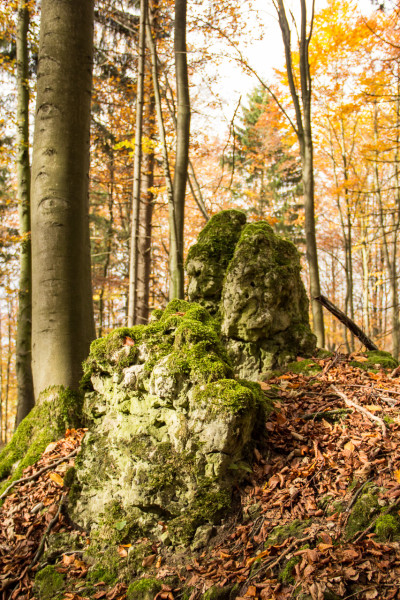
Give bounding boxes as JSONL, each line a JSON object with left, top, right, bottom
{"left": 2, "top": 353, "right": 400, "bottom": 599}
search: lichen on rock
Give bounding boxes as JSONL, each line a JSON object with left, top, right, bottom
{"left": 69, "top": 300, "right": 266, "bottom": 546}
{"left": 186, "top": 211, "right": 316, "bottom": 380}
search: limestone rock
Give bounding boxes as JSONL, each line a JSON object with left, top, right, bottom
{"left": 186, "top": 210, "right": 246, "bottom": 315}
{"left": 221, "top": 222, "right": 316, "bottom": 379}
{"left": 69, "top": 300, "right": 265, "bottom": 546}
{"left": 186, "top": 212, "right": 316, "bottom": 379}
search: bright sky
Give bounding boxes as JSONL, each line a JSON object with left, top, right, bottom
{"left": 192, "top": 0, "right": 376, "bottom": 137}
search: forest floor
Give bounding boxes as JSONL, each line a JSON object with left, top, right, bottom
{"left": 2, "top": 353, "right": 400, "bottom": 599}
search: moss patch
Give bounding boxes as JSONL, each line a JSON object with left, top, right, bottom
{"left": 0, "top": 386, "right": 82, "bottom": 497}
{"left": 88, "top": 546, "right": 120, "bottom": 585}
{"left": 350, "top": 350, "right": 398, "bottom": 371}
{"left": 127, "top": 578, "right": 162, "bottom": 600}
{"left": 375, "top": 514, "right": 400, "bottom": 540}
{"left": 345, "top": 491, "right": 380, "bottom": 539}
{"left": 265, "top": 519, "right": 311, "bottom": 547}
{"left": 284, "top": 359, "right": 322, "bottom": 376}
{"left": 34, "top": 565, "right": 64, "bottom": 600}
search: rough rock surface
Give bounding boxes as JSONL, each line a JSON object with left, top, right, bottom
{"left": 186, "top": 212, "right": 316, "bottom": 379}
{"left": 186, "top": 210, "right": 246, "bottom": 316}
{"left": 68, "top": 300, "right": 265, "bottom": 546}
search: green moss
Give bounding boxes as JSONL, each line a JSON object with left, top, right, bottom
{"left": 192, "top": 379, "right": 260, "bottom": 416}
{"left": 34, "top": 565, "right": 64, "bottom": 600}
{"left": 0, "top": 386, "right": 81, "bottom": 497}
{"left": 375, "top": 514, "right": 400, "bottom": 540}
{"left": 202, "top": 585, "right": 233, "bottom": 600}
{"left": 127, "top": 578, "right": 162, "bottom": 600}
{"left": 88, "top": 547, "right": 120, "bottom": 585}
{"left": 279, "top": 544, "right": 309, "bottom": 584}
{"left": 285, "top": 359, "right": 322, "bottom": 375}
{"left": 168, "top": 486, "right": 231, "bottom": 545}
{"left": 350, "top": 350, "right": 398, "bottom": 371}
{"left": 265, "top": 520, "right": 311, "bottom": 547}
{"left": 345, "top": 492, "right": 380, "bottom": 539}
{"left": 93, "top": 500, "right": 142, "bottom": 545}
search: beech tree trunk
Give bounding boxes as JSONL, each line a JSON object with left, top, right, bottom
{"left": 128, "top": 0, "right": 148, "bottom": 326}
{"left": 31, "top": 0, "right": 95, "bottom": 397}
{"left": 15, "top": 0, "right": 34, "bottom": 425}
{"left": 136, "top": 88, "right": 155, "bottom": 324}
{"left": 170, "top": 0, "right": 190, "bottom": 300}
{"left": 275, "top": 0, "right": 325, "bottom": 348}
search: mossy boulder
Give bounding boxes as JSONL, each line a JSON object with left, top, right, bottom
{"left": 350, "top": 350, "right": 398, "bottom": 372}
{"left": 0, "top": 386, "right": 82, "bottom": 496}
{"left": 34, "top": 565, "right": 64, "bottom": 600}
{"left": 221, "top": 222, "right": 316, "bottom": 379}
{"left": 186, "top": 210, "right": 246, "bottom": 316}
{"left": 127, "top": 578, "right": 162, "bottom": 600}
{"left": 186, "top": 212, "right": 316, "bottom": 380}
{"left": 69, "top": 300, "right": 266, "bottom": 546}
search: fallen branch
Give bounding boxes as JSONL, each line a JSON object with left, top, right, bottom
{"left": 28, "top": 493, "right": 66, "bottom": 569}
{"left": 300, "top": 408, "right": 352, "bottom": 421}
{"left": 331, "top": 385, "right": 387, "bottom": 437}
{"left": 314, "top": 295, "right": 379, "bottom": 351}
{"left": 246, "top": 534, "right": 314, "bottom": 584}
{"left": 0, "top": 448, "right": 78, "bottom": 501}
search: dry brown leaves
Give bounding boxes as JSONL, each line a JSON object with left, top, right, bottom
{"left": 3, "top": 355, "right": 400, "bottom": 599}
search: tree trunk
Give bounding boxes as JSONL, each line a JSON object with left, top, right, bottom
{"left": 170, "top": 0, "right": 190, "bottom": 300}
{"left": 128, "top": 0, "right": 147, "bottom": 327}
{"left": 15, "top": 0, "right": 34, "bottom": 425}
{"left": 275, "top": 0, "right": 325, "bottom": 347}
{"left": 31, "top": 0, "right": 95, "bottom": 397}
{"left": 136, "top": 88, "right": 155, "bottom": 324}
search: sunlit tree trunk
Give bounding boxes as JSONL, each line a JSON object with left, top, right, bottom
{"left": 274, "top": 0, "right": 324, "bottom": 347}
{"left": 15, "top": 0, "right": 34, "bottom": 425}
{"left": 31, "top": 0, "right": 95, "bottom": 396}
{"left": 128, "top": 0, "right": 148, "bottom": 326}
{"left": 170, "top": 0, "right": 190, "bottom": 299}
{"left": 136, "top": 87, "right": 155, "bottom": 324}
{"left": 98, "top": 151, "right": 115, "bottom": 338}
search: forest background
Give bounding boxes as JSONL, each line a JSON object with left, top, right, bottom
{"left": 0, "top": 0, "right": 397, "bottom": 442}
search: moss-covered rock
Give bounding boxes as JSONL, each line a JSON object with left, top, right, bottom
{"left": 34, "top": 565, "right": 64, "bottom": 600}
{"left": 186, "top": 213, "right": 316, "bottom": 380}
{"left": 127, "top": 578, "right": 162, "bottom": 600}
{"left": 221, "top": 222, "right": 316, "bottom": 379}
{"left": 69, "top": 301, "right": 265, "bottom": 546}
{"left": 349, "top": 350, "right": 398, "bottom": 372}
{"left": 0, "top": 386, "right": 82, "bottom": 497}
{"left": 375, "top": 513, "right": 400, "bottom": 540}
{"left": 345, "top": 490, "right": 380, "bottom": 539}
{"left": 186, "top": 210, "right": 246, "bottom": 316}
{"left": 265, "top": 519, "right": 311, "bottom": 547}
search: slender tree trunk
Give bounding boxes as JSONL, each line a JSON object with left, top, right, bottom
{"left": 170, "top": 0, "right": 190, "bottom": 299}
{"left": 128, "top": 0, "right": 148, "bottom": 326}
{"left": 275, "top": 0, "right": 325, "bottom": 347}
{"left": 136, "top": 88, "right": 155, "bottom": 324}
{"left": 0, "top": 313, "right": 3, "bottom": 444}
{"left": 15, "top": 0, "right": 34, "bottom": 425}
{"left": 98, "top": 153, "right": 115, "bottom": 338}
{"left": 31, "top": 0, "right": 95, "bottom": 396}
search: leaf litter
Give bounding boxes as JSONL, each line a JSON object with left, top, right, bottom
{"left": 2, "top": 354, "right": 400, "bottom": 598}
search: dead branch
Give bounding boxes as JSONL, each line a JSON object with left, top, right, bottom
{"left": 28, "top": 493, "right": 66, "bottom": 569}
{"left": 331, "top": 385, "right": 387, "bottom": 437}
{"left": 315, "top": 295, "right": 379, "bottom": 351}
{"left": 0, "top": 448, "right": 78, "bottom": 501}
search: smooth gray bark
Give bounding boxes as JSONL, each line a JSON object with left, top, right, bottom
{"left": 15, "top": 0, "right": 34, "bottom": 425}
{"left": 170, "top": 0, "right": 190, "bottom": 299}
{"left": 31, "top": 0, "right": 95, "bottom": 396}
{"left": 128, "top": 0, "right": 148, "bottom": 326}
{"left": 275, "top": 0, "right": 325, "bottom": 348}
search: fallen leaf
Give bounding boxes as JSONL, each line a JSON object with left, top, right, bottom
{"left": 124, "top": 336, "right": 135, "bottom": 346}
{"left": 344, "top": 441, "right": 355, "bottom": 453}
{"left": 49, "top": 472, "right": 64, "bottom": 487}
{"left": 142, "top": 554, "right": 157, "bottom": 567}
{"left": 246, "top": 586, "right": 257, "bottom": 597}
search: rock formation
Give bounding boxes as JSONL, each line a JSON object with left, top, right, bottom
{"left": 186, "top": 211, "right": 316, "bottom": 379}
{"left": 68, "top": 300, "right": 267, "bottom": 547}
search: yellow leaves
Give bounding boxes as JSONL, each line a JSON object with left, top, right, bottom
{"left": 48, "top": 472, "right": 64, "bottom": 487}
{"left": 393, "top": 470, "right": 400, "bottom": 483}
